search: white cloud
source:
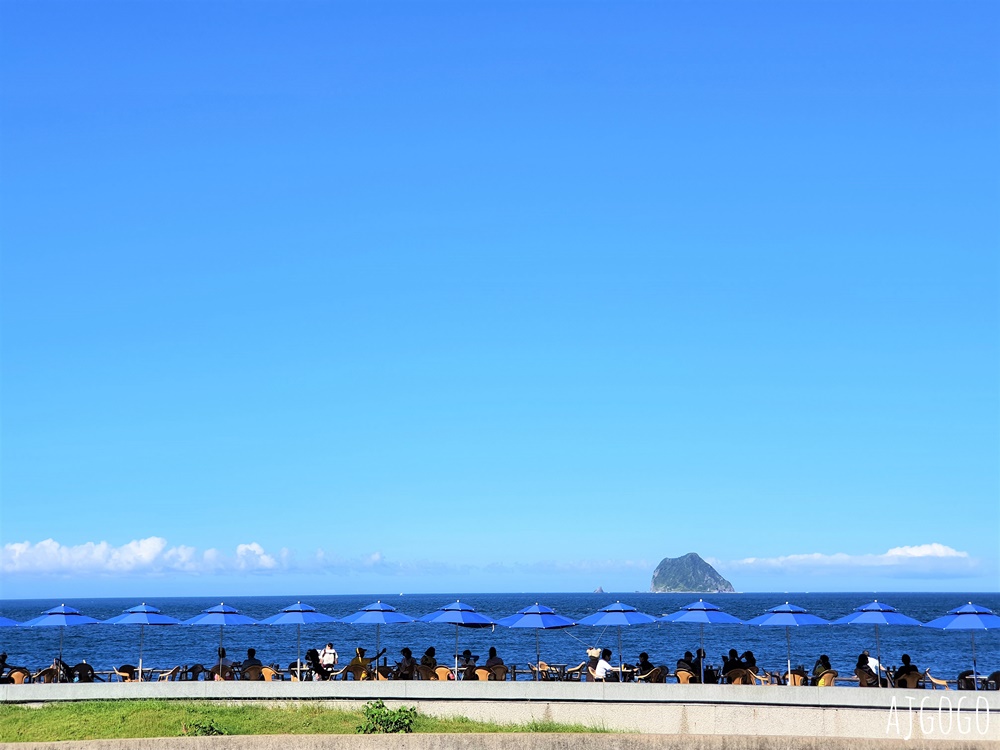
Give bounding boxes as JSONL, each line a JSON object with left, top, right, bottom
{"left": 720, "top": 543, "right": 978, "bottom": 578}
{"left": 1, "top": 537, "right": 288, "bottom": 577}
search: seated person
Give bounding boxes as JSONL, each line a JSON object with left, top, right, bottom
{"left": 957, "top": 670, "right": 977, "bottom": 690}
{"left": 215, "top": 647, "right": 233, "bottom": 668}
{"left": 305, "top": 648, "right": 331, "bottom": 680}
{"left": 484, "top": 647, "right": 504, "bottom": 668}
{"left": 635, "top": 652, "right": 656, "bottom": 678}
{"left": 242, "top": 648, "right": 262, "bottom": 668}
{"left": 855, "top": 654, "right": 883, "bottom": 687}
{"left": 349, "top": 647, "right": 386, "bottom": 669}
{"left": 812, "top": 654, "right": 832, "bottom": 685}
{"left": 676, "top": 650, "right": 695, "bottom": 674}
{"left": 421, "top": 647, "right": 437, "bottom": 669}
{"left": 690, "top": 648, "right": 707, "bottom": 682}
{"left": 318, "top": 643, "right": 339, "bottom": 668}
{"left": 893, "top": 654, "right": 918, "bottom": 683}
{"left": 459, "top": 649, "right": 478, "bottom": 667}
{"left": 741, "top": 651, "right": 757, "bottom": 673}
{"left": 593, "top": 649, "right": 615, "bottom": 681}
{"left": 722, "top": 649, "right": 741, "bottom": 674}
{"left": 395, "top": 648, "right": 416, "bottom": 680}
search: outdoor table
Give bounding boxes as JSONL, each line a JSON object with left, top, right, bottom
{"left": 545, "top": 663, "right": 568, "bottom": 680}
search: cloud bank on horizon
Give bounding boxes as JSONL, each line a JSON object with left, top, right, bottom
{"left": 2, "top": 538, "right": 983, "bottom": 584}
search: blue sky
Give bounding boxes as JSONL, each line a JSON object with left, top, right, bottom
{"left": 1, "top": 1, "right": 997, "bottom": 599}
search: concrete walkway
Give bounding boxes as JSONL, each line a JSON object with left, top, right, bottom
{"left": 3, "top": 681, "right": 997, "bottom": 744}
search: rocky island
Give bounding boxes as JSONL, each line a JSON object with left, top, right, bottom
{"left": 650, "top": 552, "right": 735, "bottom": 593}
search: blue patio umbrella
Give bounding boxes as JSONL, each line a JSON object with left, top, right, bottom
{"left": 103, "top": 603, "right": 181, "bottom": 681}
{"left": 21, "top": 604, "right": 101, "bottom": 665}
{"left": 182, "top": 603, "right": 257, "bottom": 660}
{"left": 497, "top": 604, "right": 576, "bottom": 680}
{"left": 259, "top": 601, "right": 339, "bottom": 678}
{"left": 578, "top": 601, "right": 655, "bottom": 674}
{"left": 339, "top": 601, "right": 414, "bottom": 671}
{"left": 923, "top": 602, "right": 1000, "bottom": 691}
{"left": 659, "top": 600, "right": 744, "bottom": 684}
{"left": 418, "top": 601, "right": 495, "bottom": 678}
{"left": 746, "top": 602, "right": 829, "bottom": 684}
{"left": 832, "top": 600, "right": 921, "bottom": 683}
{"left": 0, "top": 616, "right": 19, "bottom": 627}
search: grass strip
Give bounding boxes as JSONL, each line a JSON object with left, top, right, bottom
{"left": 0, "top": 700, "right": 608, "bottom": 742}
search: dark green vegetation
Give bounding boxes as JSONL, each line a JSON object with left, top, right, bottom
{"left": 0, "top": 700, "right": 609, "bottom": 742}
{"left": 650, "top": 552, "right": 735, "bottom": 593}
{"left": 356, "top": 700, "right": 417, "bottom": 734}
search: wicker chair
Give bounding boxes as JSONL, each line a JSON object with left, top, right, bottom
{"left": 8, "top": 668, "right": 31, "bottom": 684}
{"left": 895, "top": 671, "right": 921, "bottom": 689}
{"left": 415, "top": 665, "right": 437, "bottom": 680}
{"left": 33, "top": 667, "right": 60, "bottom": 684}
{"left": 923, "top": 670, "right": 950, "bottom": 690}
{"left": 113, "top": 665, "right": 137, "bottom": 682}
{"left": 816, "top": 669, "right": 838, "bottom": 687}
{"left": 241, "top": 665, "right": 263, "bottom": 681}
{"left": 726, "top": 668, "right": 751, "bottom": 685}
{"left": 637, "top": 667, "right": 663, "bottom": 683}
{"left": 491, "top": 664, "right": 508, "bottom": 682}
{"left": 208, "top": 664, "right": 234, "bottom": 681}
{"left": 675, "top": 669, "right": 696, "bottom": 684}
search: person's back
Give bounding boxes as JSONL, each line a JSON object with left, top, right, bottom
{"left": 319, "top": 643, "right": 338, "bottom": 668}
{"left": 243, "top": 648, "right": 262, "bottom": 668}
{"left": 484, "top": 647, "right": 503, "bottom": 668}
{"left": 722, "top": 649, "right": 740, "bottom": 674}
{"left": 894, "top": 654, "right": 918, "bottom": 682}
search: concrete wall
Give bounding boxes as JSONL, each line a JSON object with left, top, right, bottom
{"left": 3, "top": 681, "right": 998, "bottom": 744}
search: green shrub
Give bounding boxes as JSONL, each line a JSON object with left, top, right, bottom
{"left": 184, "top": 719, "right": 229, "bottom": 736}
{"left": 356, "top": 700, "right": 417, "bottom": 734}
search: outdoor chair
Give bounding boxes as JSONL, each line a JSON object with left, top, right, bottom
{"left": 529, "top": 662, "right": 552, "bottom": 681}
{"left": 784, "top": 671, "right": 806, "bottom": 686}
{"left": 71, "top": 663, "right": 99, "bottom": 682}
{"left": 435, "top": 666, "right": 453, "bottom": 681}
{"left": 241, "top": 665, "right": 263, "bottom": 681}
{"left": 854, "top": 668, "right": 879, "bottom": 688}
{"left": 923, "top": 670, "right": 950, "bottom": 690}
{"left": 209, "top": 664, "right": 234, "bottom": 681}
{"left": 375, "top": 666, "right": 393, "bottom": 681}
{"left": 491, "top": 665, "right": 508, "bottom": 682}
{"left": 748, "top": 671, "right": 768, "bottom": 685}
{"left": 894, "top": 671, "right": 921, "bottom": 689}
{"left": 987, "top": 671, "right": 1000, "bottom": 690}
{"left": 675, "top": 669, "right": 696, "bottom": 684}
{"left": 637, "top": 667, "right": 663, "bottom": 683}
{"left": 113, "top": 665, "right": 137, "bottom": 682}
{"left": 185, "top": 664, "right": 206, "bottom": 681}
{"left": 563, "top": 663, "right": 586, "bottom": 681}
{"left": 816, "top": 670, "right": 838, "bottom": 687}
{"left": 344, "top": 664, "right": 366, "bottom": 681}
{"left": 33, "top": 667, "right": 59, "bottom": 684}
{"left": 7, "top": 668, "right": 30, "bottom": 684}
{"left": 328, "top": 666, "right": 347, "bottom": 680}
{"left": 157, "top": 667, "right": 181, "bottom": 682}
{"left": 415, "top": 665, "right": 437, "bottom": 680}
{"left": 726, "top": 668, "right": 751, "bottom": 685}
{"left": 473, "top": 667, "right": 493, "bottom": 681}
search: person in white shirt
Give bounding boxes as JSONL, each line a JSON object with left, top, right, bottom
{"left": 594, "top": 648, "right": 615, "bottom": 681}
{"left": 215, "top": 647, "right": 233, "bottom": 668}
{"left": 318, "top": 643, "right": 338, "bottom": 668}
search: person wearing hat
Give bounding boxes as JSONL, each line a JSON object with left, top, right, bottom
{"left": 349, "top": 646, "right": 387, "bottom": 669}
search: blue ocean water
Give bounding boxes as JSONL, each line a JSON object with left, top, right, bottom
{"left": 1, "top": 592, "right": 997, "bottom": 681}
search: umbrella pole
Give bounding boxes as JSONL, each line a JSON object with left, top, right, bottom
{"left": 699, "top": 623, "right": 705, "bottom": 684}
{"left": 59, "top": 627, "right": 64, "bottom": 666}
{"left": 785, "top": 627, "right": 791, "bottom": 686}
{"left": 138, "top": 625, "right": 145, "bottom": 683}
{"left": 455, "top": 626, "right": 459, "bottom": 682}
{"left": 618, "top": 626, "right": 623, "bottom": 674}
{"left": 535, "top": 630, "right": 540, "bottom": 681}
{"left": 972, "top": 632, "right": 978, "bottom": 691}
{"left": 377, "top": 624, "right": 381, "bottom": 672}
{"left": 296, "top": 624, "right": 302, "bottom": 676}
{"left": 875, "top": 625, "right": 881, "bottom": 688}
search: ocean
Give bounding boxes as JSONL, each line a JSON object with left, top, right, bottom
{"left": 1, "top": 592, "right": 997, "bottom": 681}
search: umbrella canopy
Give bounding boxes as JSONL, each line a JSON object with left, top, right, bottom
{"left": 0, "top": 616, "right": 20, "bottom": 627}
{"left": 182, "top": 603, "right": 257, "bottom": 664}
{"left": 659, "top": 600, "right": 744, "bottom": 683}
{"left": 497, "top": 604, "right": 576, "bottom": 679}
{"left": 923, "top": 602, "right": 1000, "bottom": 690}
{"left": 418, "top": 601, "right": 495, "bottom": 679}
{"left": 339, "top": 601, "right": 414, "bottom": 672}
{"left": 578, "top": 601, "right": 655, "bottom": 674}
{"left": 746, "top": 602, "right": 828, "bottom": 684}
{"left": 259, "top": 602, "right": 339, "bottom": 678}
{"left": 21, "top": 604, "right": 101, "bottom": 666}
{"left": 103, "top": 603, "right": 180, "bottom": 681}
{"left": 832, "top": 600, "right": 922, "bottom": 683}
